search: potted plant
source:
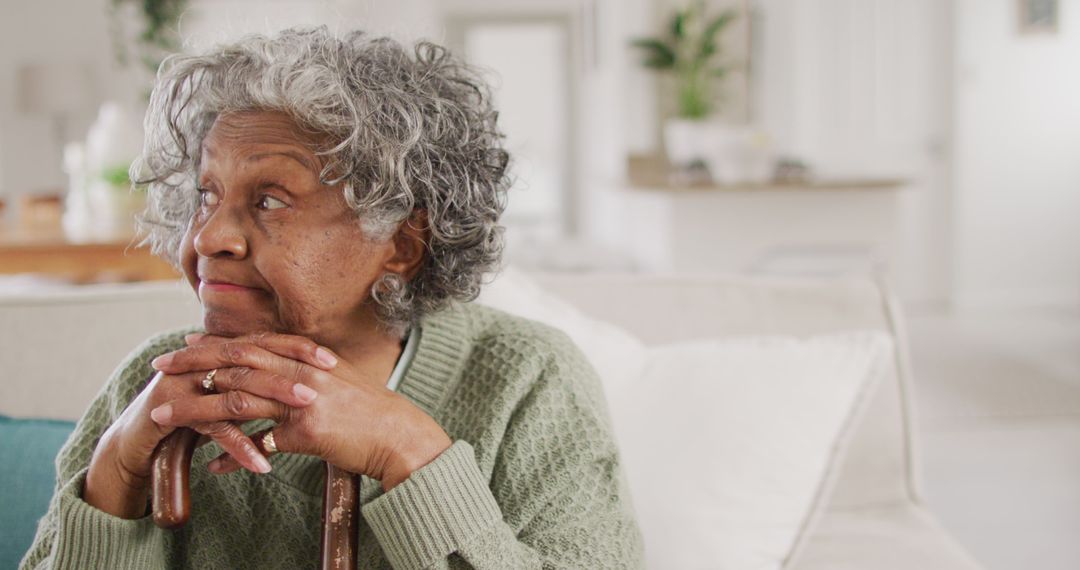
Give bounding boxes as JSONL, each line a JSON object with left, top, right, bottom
{"left": 631, "top": 1, "right": 737, "bottom": 169}
{"left": 60, "top": 0, "right": 186, "bottom": 241}
{"left": 109, "top": 0, "right": 188, "bottom": 82}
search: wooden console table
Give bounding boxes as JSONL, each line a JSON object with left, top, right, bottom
{"left": 0, "top": 221, "right": 180, "bottom": 283}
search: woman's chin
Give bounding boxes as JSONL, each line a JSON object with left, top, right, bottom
{"left": 202, "top": 310, "right": 276, "bottom": 338}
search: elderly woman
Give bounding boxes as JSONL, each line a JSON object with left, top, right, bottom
{"left": 21, "top": 27, "right": 643, "bottom": 569}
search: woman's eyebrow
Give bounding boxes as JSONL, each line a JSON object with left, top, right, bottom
{"left": 247, "top": 151, "right": 318, "bottom": 174}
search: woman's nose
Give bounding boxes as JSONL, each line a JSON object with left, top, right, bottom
{"left": 193, "top": 204, "right": 249, "bottom": 259}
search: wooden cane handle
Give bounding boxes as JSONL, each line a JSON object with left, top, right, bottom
{"left": 321, "top": 463, "right": 361, "bottom": 570}
{"left": 149, "top": 427, "right": 361, "bottom": 568}
{"left": 150, "top": 427, "right": 200, "bottom": 529}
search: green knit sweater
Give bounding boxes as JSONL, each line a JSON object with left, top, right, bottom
{"left": 20, "top": 303, "right": 645, "bottom": 569}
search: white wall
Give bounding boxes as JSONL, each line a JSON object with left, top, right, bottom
{"left": 758, "top": 0, "right": 956, "bottom": 307}
{"left": 613, "top": 0, "right": 955, "bottom": 306}
{"left": 953, "top": 0, "right": 1080, "bottom": 309}
{"left": 181, "top": 0, "right": 440, "bottom": 50}
{"left": 0, "top": 0, "right": 444, "bottom": 208}
{"left": 0, "top": 0, "right": 140, "bottom": 203}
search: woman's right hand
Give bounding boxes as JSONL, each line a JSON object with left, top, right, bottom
{"left": 83, "top": 334, "right": 334, "bottom": 519}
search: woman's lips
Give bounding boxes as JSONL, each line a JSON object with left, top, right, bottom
{"left": 203, "top": 282, "right": 253, "bottom": 292}
{"left": 199, "top": 279, "right": 262, "bottom": 295}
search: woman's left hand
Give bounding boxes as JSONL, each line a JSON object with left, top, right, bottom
{"left": 148, "top": 332, "right": 452, "bottom": 491}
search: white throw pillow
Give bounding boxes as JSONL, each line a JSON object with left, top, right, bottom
{"left": 476, "top": 267, "right": 647, "bottom": 389}
{"left": 607, "top": 333, "right": 892, "bottom": 570}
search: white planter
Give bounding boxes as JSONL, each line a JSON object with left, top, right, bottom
{"left": 85, "top": 102, "right": 144, "bottom": 169}
{"left": 663, "top": 118, "right": 713, "bottom": 168}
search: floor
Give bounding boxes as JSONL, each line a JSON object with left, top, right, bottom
{"left": 906, "top": 307, "right": 1080, "bottom": 570}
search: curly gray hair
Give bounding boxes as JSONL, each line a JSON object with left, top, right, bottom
{"left": 135, "top": 26, "right": 511, "bottom": 332}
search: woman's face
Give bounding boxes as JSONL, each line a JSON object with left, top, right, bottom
{"left": 179, "top": 111, "right": 394, "bottom": 344}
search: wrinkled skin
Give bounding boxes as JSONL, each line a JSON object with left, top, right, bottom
{"left": 181, "top": 111, "right": 390, "bottom": 344}
{"left": 84, "top": 111, "right": 451, "bottom": 519}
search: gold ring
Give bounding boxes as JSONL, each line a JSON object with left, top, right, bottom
{"left": 201, "top": 369, "right": 218, "bottom": 393}
{"left": 262, "top": 430, "right": 279, "bottom": 455}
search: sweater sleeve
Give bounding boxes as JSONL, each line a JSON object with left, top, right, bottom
{"left": 361, "top": 333, "right": 645, "bottom": 570}
{"left": 19, "top": 331, "right": 186, "bottom": 570}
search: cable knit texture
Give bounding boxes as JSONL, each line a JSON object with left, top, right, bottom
{"left": 19, "top": 302, "right": 644, "bottom": 569}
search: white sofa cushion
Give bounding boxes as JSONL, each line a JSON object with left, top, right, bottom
{"left": 613, "top": 333, "right": 891, "bottom": 569}
{"left": 790, "top": 504, "right": 983, "bottom": 570}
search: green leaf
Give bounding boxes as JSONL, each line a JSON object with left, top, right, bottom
{"left": 631, "top": 38, "right": 676, "bottom": 68}
{"left": 671, "top": 11, "right": 686, "bottom": 40}
{"left": 643, "top": 58, "right": 676, "bottom": 70}
{"left": 704, "top": 10, "right": 738, "bottom": 42}
{"left": 701, "top": 40, "right": 717, "bottom": 60}
{"left": 110, "top": 0, "right": 188, "bottom": 74}
{"left": 699, "top": 10, "right": 736, "bottom": 61}
{"left": 101, "top": 164, "right": 131, "bottom": 187}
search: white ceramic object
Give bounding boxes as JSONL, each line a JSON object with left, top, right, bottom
{"left": 663, "top": 118, "right": 712, "bottom": 167}
{"left": 63, "top": 102, "right": 146, "bottom": 240}
{"left": 85, "top": 102, "right": 144, "bottom": 173}
{"left": 705, "top": 125, "right": 774, "bottom": 185}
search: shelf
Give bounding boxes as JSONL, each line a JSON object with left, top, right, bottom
{"left": 625, "top": 154, "right": 907, "bottom": 193}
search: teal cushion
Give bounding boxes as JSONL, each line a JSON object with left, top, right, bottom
{"left": 0, "top": 415, "right": 76, "bottom": 570}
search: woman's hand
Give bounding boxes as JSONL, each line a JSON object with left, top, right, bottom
{"left": 147, "top": 333, "right": 453, "bottom": 491}
{"left": 83, "top": 336, "right": 329, "bottom": 519}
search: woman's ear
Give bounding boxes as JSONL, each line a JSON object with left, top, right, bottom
{"left": 383, "top": 210, "right": 429, "bottom": 280}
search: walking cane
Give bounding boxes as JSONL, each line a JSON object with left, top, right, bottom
{"left": 150, "top": 427, "right": 361, "bottom": 570}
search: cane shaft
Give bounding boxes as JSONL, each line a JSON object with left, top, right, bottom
{"left": 320, "top": 463, "right": 361, "bottom": 570}
{"left": 150, "top": 428, "right": 362, "bottom": 567}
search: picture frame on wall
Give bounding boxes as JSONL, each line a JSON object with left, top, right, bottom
{"left": 1018, "top": 0, "right": 1059, "bottom": 34}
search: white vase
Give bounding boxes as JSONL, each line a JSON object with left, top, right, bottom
{"left": 62, "top": 101, "right": 146, "bottom": 241}
{"left": 85, "top": 102, "right": 144, "bottom": 170}
{"left": 663, "top": 118, "right": 712, "bottom": 168}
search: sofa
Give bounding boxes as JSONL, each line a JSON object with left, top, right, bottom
{"left": 0, "top": 273, "right": 982, "bottom": 569}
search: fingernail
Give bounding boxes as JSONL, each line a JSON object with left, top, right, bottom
{"left": 315, "top": 347, "right": 338, "bottom": 368}
{"left": 293, "top": 383, "right": 318, "bottom": 403}
{"left": 184, "top": 333, "right": 205, "bottom": 344}
{"left": 151, "top": 353, "right": 173, "bottom": 370}
{"left": 252, "top": 453, "right": 272, "bottom": 474}
{"left": 150, "top": 404, "right": 172, "bottom": 424}
{"left": 208, "top": 458, "right": 221, "bottom": 473}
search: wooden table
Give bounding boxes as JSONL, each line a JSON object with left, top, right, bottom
{"left": 0, "top": 221, "right": 180, "bottom": 283}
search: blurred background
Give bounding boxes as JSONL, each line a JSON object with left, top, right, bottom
{"left": 0, "top": 0, "right": 1076, "bottom": 568}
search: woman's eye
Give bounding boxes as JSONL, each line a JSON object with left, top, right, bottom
{"left": 198, "top": 188, "right": 220, "bottom": 207}
{"left": 257, "top": 195, "right": 289, "bottom": 210}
